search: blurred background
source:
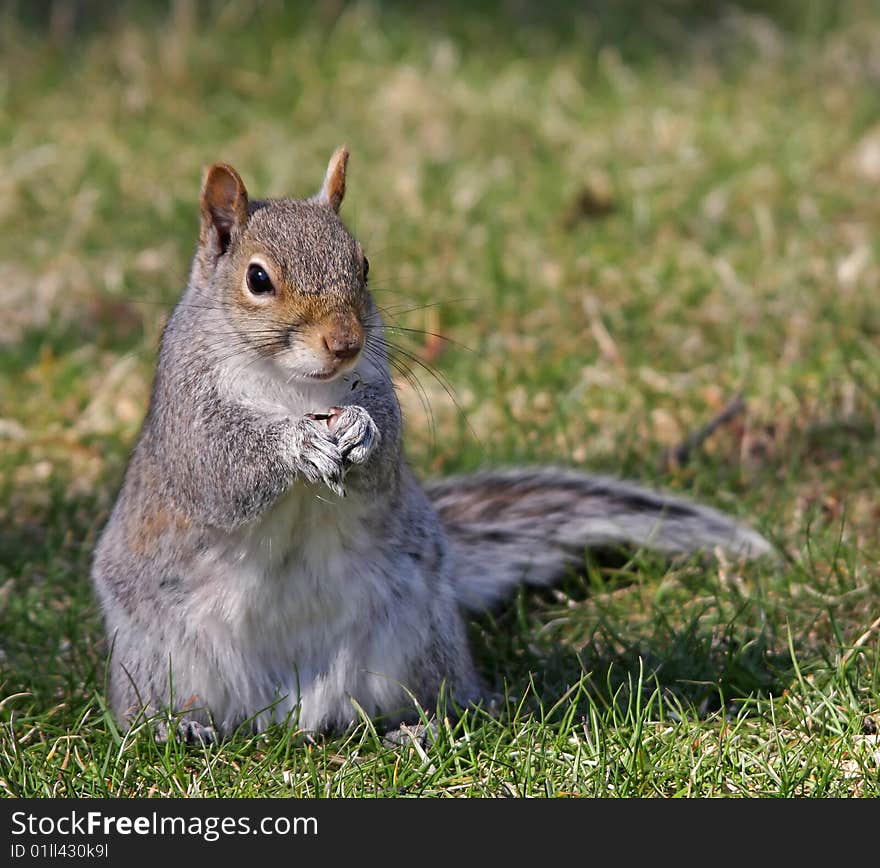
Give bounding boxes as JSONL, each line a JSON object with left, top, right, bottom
{"left": 1, "top": 1, "right": 879, "bottom": 786}
{"left": 4, "top": 0, "right": 879, "bottom": 526}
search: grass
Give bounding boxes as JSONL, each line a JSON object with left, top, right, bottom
{"left": 1, "top": 0, "right": 879, "bottom": 797}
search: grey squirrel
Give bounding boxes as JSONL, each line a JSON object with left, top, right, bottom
{"left": 91, "top": 147, "right": 771, "bottom": 742}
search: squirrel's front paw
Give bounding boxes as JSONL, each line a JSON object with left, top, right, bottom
{"left": 328, "top": 405, "right": 380, "bottom": 468}
{"left": 292, "top": 416, "right": 345, "bottom": 497}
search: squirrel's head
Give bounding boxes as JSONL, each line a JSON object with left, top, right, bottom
{"left": 194, "top": 147, "right": 372, "bottom": 383}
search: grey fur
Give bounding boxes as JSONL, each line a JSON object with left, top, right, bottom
{"left": 428, "top": 468, "right": 771, "bottom": 610}
{"left": 90, "top": 154, "right": 772, "bottom": 739}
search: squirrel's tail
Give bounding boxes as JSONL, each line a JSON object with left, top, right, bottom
{"left": 425, "top": 468, "right": 772, "bottom": 611}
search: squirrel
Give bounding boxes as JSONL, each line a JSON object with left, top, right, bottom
{"left": 91, "top": 146, "right": 771, "bottom": 742}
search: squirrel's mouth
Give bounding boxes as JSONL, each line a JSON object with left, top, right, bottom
{"left": 278, "top": 347, "right": 362, "bottom": 383}
{"left": 302, "top": 355, "right": 361, "bottom": 382}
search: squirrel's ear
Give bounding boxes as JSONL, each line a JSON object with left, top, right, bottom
{"left": 200, "top": 163, "right": 249, "bottom": 256}
{"left": 315, "top": 146, "right": 349, "bottom": 213}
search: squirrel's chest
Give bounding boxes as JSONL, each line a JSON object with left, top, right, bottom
{"left": 190, "top": 485, "right": 387, "bottom": 633}
{"left": 180, "top": 485, "right": 423, "bottom": 731}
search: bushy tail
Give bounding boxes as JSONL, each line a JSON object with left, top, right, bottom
{"left": 425, "top": 468, "right": 772, "bottom": 611}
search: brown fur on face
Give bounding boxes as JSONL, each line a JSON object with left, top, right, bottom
{"left": 195, "top": 152, "right": 370, "bottom": 370}
{"left": 221, "top": 199, "right": 371, "bottom": 365}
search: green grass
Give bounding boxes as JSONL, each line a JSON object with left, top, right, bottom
{"left": 1, "top": 0, "right": 879, "bottom": 797}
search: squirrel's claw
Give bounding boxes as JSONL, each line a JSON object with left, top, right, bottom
{"left": 294, "top": 415, "right": 347, "bottom": 496}
{"left": 328, "top": 405, "right": 380, "bottom": 467}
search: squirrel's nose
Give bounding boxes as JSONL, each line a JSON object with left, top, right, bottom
{"left": 321, "top": 327, "right": 363, "bottom": 362}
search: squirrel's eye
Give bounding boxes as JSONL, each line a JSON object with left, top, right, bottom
{"left": 362, "top": 256, "right": 369, "bottom": 282}
{"left": 246, "top": 264, "right": 275, "bottom": 295}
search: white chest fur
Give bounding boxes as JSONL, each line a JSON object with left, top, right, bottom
{"left": 180, "top": 470, "right": 421, "bottom": 733}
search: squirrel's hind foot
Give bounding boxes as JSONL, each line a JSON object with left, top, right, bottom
{"left": 153, "top": 718, "right": 217, "bottom": 746}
